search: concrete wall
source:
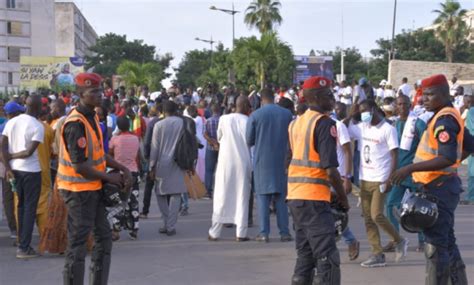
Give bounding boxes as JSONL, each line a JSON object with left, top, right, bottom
{"left": 55, "top": 2, "right": 97, "bottom": 57}
{"left": 388, "top": 59, "right": 474, "bottom": 89}
{"left": 30, "top": 0, "right": 55, "bottom": 56}
{"left": 55, "top": 3, "right": 74, "bottom": 57}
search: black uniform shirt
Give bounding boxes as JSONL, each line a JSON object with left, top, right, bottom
{"left": 310, "top": 106, "right": 339, "bottom": 169}
{"left": 63, "top": 104, "right": 101, "bottom": 164}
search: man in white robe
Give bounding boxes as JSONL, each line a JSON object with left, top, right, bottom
{"left": 208, "top": 96, "right": 252, "bottom": 241}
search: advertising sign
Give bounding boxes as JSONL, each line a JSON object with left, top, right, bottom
{"left": 293, "top": 55, "right": 333, "bottom": 84}
{"left": 20, "top": 56, "right": 85, "bottom": 90}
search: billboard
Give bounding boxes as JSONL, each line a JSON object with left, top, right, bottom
{"left": 293, "top": 55, "right": 333, "bottom": 84}
{"left": 20, "top": 56, "right": 85, "bottom": 90}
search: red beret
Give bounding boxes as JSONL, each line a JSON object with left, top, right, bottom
{"left": 41, "top": 97, "right": 49, "bottom": 104}
{"left": 303, "top": 76, "right": 332, "bottom": 90}
{"left": 421, "top": 74, "right": 448, "bottom": 90}
{"left": 75, "top": 73, "right": 103, "bottom": 88}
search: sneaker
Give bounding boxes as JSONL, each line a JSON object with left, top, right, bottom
{"left": 10, "top": 231, "right": 17, "bottom": 239}
{"left": 360, "top": 254, "right": 386, "bottom": 268}
{"left": 16, "top": 247, "right": 39, "bottom": 259}
{"left": 180, "top": 208, "right": 189, "bottom": 216}
{"left": 139, "top": 213, "right": 148, "bottom": 219}
{"left": 348, "top": 240, "right": 360, "bottom": 261}
{"left": 256, "top": 234, "right": 269, "bottom": 243}
{"left": 208, "top": 235, "right": 219, "bottom": 241}
{"left": 166, "top": 229, "right": 176, "bottom": 236}
{"left": 159, "top": 227, "right": 167, "bottom": 234}
{"left": 280, "top": 234, "right": 293, "bottom": 242}
{"left": 395, "top": 238, "right": 409, "bottom": 262}
{"left": 236, "top": 237, "right": 250, "bottom": 242}
{"left": 202, "top": 193, "right": 212, "bottom": 200}
{"left": 382, "top": 241, "right": 396, "bottom": 252}
{"left": 129, "top": 231, "right": 137, "bottom": 240}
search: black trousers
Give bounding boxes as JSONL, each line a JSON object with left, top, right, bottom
{"left": 14, "top": 170, "right": 41, "bottom": 251}
{"left": 288, "top": 200, "right": 340, "bottom": 282}
{"left": 61, "top": 190, "right": 112, "bottom": 285}
{"left": 141, "top": 174, "right": 154, "bottom": 215}
{"left": 1, "top": 178, "right": 17, "bottom": 233}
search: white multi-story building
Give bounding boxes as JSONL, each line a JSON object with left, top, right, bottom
{"left": 0, "top": 0, "right": 97, "bottom": 93}
{"left": 0, "top": 0, "right": 56, "bottom": 93}
{"left": 55, "top": 2, "right": 97, "bottom": 58}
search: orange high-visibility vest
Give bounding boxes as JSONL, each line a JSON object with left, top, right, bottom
{"left": 412, "top": 107, "right": 464, "bottom": 184}
{"left": 57, "top": 109, "right": 106, "bottom": 192}
{"left": 287, "top": 110, "right": 331, "bottom": 202}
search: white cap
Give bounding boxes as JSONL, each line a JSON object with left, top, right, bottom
{"left": 139, "top": 95, "right": 147, "bottom": 102}
{"left": 197, "top": 87, "right": 203, "bottom": 92}
{"left": 380, "top": 80, "right": 387, "bottom": 86}
{"left": 150, "top": 91, "right": 161, "bottom": 101}
{"left": 48, "top": 95, "right": 57, "bottom": 101}
{"left": 221, "top": 86, "right": 227, "bottom": 90}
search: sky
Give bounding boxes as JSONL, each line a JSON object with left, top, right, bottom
{"left": 70, "top": 0, "right": 473, "bottom": 87}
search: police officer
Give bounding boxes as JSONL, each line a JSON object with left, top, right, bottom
{"left": 391, "top": 74, "right": 473, "bottom": 285}
{"left": 287, "top": 76, "right": 349, "bottom": 285}
{"left": 58, "top": 73, "right": 132, "bottom": 285}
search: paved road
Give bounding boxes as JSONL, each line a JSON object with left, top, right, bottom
{"left": 0, "top": 180, "right": 473, "bottom": 284}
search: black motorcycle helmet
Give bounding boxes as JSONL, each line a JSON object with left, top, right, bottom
{"left": 400, "top": 191, "right": 439, "bottom": 233}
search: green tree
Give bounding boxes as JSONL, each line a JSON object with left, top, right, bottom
{"left": 244, "top": 0, "right": 282, "bottom": 35}
{"left": 433, "top": 0, "right": 468, "bottom": 62}
{"left": 232, "top": 33, "right": 294, "bottom": 89}
{"left": 116, "top": 60, "right": 166, "bottom": 91}
{"left": 175, "top": 44, "right": 231, "bottom": 88}
{"left": 319, "top": 47, "right": 368, "bottom": 82}
{"left": 86, "top": 33, "right": 163, "bottom": 77}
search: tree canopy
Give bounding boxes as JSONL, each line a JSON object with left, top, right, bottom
{"left": 244, "top": 0, "right": 282, "bottom": 35}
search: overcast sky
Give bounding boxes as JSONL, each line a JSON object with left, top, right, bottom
{"left": 70, "top": 0, "right": 473, "bottom": 86}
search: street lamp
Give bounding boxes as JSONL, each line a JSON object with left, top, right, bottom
{"left": 209, "top": 3, "right": 239, "bottom": 49}
{"left": 195, "top": 37, "right": 216, "bottom": 66}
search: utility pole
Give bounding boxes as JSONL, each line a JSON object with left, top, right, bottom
{"left": 390, "top": 0, "right": 398, "bottom": 61}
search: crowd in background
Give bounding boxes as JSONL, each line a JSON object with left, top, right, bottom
{"left": 0, "top": 74, "right": 472, "bottom": 266}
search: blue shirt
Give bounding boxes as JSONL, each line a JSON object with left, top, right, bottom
{"left": 246, "top": 104, "right": 293, "bottom": 195}
{"left": 396, "top": 117, "right": 427, "bottom": 188}
{"left": 205, "top": 115, "right": 220, "bottom": 150}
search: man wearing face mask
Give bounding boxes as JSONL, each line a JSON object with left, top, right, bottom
{"left": 347, "top": 99, "right": 408, "bottom": 268}
{"left": 391, "top": 74, "right": 474, "bottom": 285}
{"left": 287, "top": 76, "right": 349, "bottom": 285}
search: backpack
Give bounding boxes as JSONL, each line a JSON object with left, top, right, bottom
{"left": 174, "top": 116, "right": 198, "bottom": 171}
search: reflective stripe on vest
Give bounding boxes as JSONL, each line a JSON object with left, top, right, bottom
{"left": 412, "top": 107, "right": 464, "bottom": 184}
{"left": 57, "top": 110, "right": 106, "bottom": 192}
{"left": 287, "top": 110, "right": 331, "bottom": 202}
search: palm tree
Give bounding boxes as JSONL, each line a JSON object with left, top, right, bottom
{"left": 246, "top": 32, "right": 278, "bottom": 89}
{"left": 116, "top": 60, "right": 165, "bottom": 91}
{"left": 244, "top": 0, "right": 282, "bottom": 35}
{"left": 432, "top": 0, "right": 468, "bottom": 62}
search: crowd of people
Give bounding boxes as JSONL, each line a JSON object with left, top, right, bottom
{"left": 0, "top": 72, "right": 472, "bottom": 284}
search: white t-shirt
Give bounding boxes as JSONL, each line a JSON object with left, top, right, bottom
{"left": 348, "top": 120, "right": 398, "bottom": 182}
{"left": 398, "top": 83, "right": 412, "bottom": 97}
{"left": 376, "top": 88, "right": 385, "bottom": 99}
{"left": 334, "top": 119, "right": 351, "bottom": 176}
{"left": 341, "top": 86, "right": 353, "bottom": 105}
{"left": 2, "top": 114, "right": 44, "bottom": 172}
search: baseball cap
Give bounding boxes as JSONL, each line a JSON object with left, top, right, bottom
{"left": 4, "top": 101, "right": 26, "bottom": 115}
{"left": 359, "top": 77, "right": 368, "bottom": 86}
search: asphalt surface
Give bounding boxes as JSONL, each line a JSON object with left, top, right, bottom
{"left": 0, "top": 170, "right": 473, "bottom": 285}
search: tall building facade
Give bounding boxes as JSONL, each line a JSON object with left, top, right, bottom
{"left": 0, "top": 0, "right": 56, "bottom": 92}
{"left": 55, "top": 2, "right": 97, "bottom": 58}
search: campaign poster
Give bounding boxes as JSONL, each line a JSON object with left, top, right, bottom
{"left": 20, "top": 56, "right": 85, "bottom": 90}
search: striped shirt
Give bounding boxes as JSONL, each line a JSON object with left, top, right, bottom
{"left": 109, "top": 132, "right": 140, "bottom": 172}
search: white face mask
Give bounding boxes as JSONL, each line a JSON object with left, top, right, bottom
{"left": 361, "top": 111, "right": 373, "bottom": 123}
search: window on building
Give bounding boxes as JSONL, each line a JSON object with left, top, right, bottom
{"left": 6, "top": 0, "right": 16, "bottom": 9}
{"left": 7, "top": 21, "right": 22, "bottom": 36}
{"left": 8, "top": 72, "right": 13, "bottom": 85}
{"left": 7, "top": 47, "right": 20, "bottom": 62}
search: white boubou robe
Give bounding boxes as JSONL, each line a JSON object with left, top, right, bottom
{"left": 210, "top": 113, "right": 252, "bottom": 238}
